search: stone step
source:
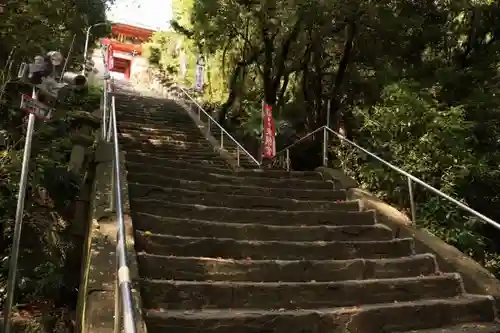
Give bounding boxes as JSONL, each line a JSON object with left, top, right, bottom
{"left": 127, "top": 182, "right": 346, "bottom": 201}
{"left": 119, "top": 126, "right": 204, "bottom": 138}
{"left": 130, "top": 200, "right": 374, "bottom": 226}
{"left": 233, "top": 169, "right": 323, "bottom": 180}
{"left": 128, "top": 172, "right": 332, "bottom": 190}
{"left": 119, "top": 128, "right": 204, "bottom": 142}
{"left": 136, "top": 253, "right": 439, "bottom": 282}
{"left": 118, "top": 114, "right": 194, "bottom": 124}
{"left": 125, "top": 154, "right": 229, "bottom": 168}
{"left": 118, "top": 121, "right": 200, "bottom": 135}
{"left": 119, "top": 135, "right": 213, "bottom": 149}
{"left": 121, "top": 144, "right": 216, "bottom": 156}
{"left": 143, "top": 295, "right": 496, "bottom": 332}
{"left": 133, "top": 213, "right": 391, "bottom": 241}
{"left": 119, "top": 125, "right": 203, "bottom": 137}
{"left": 121, "top": 144, "right": 221, "bottom": 157}
{"left": 126, "top": 164, "right": 329, "bottom": 188}
{"left": 124, "top": 153, "right": 260, "bottom": 172}
{"left": 140, "top": 274, "right": 464, "bottom": 310}
{"left": 123, "top": 147, "right": 219, "bottom": 160}
{"left": 134, "top": 232, "right": 414, "bottom": 260}
{"left": 129, "top": 186, "right": 354, "bottom": 212}
{"left": 399, "top": 322, "right": 500, "bottom": 332}
{"left": 125, "top": 159, "right": 321, "bottom": 179}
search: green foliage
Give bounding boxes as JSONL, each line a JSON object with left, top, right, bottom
{"left": 159, "top": 0, "right": 500, "bottom": 276}
{"left": 0, "top": 86, "right": 101, "bottom": 312}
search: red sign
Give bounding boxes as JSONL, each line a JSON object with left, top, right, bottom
{"left": 107, "top": 45, "right": 114, "bottom": 70}
{"left": 262, "top": 103, "right": 276, "bottom": 159}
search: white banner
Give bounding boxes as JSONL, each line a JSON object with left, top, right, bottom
{"left": 195, "top": 63, "right": 204, "bottom": 92}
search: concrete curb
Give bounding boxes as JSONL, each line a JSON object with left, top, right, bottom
{"left": 315, "top": 167, "right": 500, "bottom": 312}
{"left": 78, "top": 141, "right": 147, "bottom": 333}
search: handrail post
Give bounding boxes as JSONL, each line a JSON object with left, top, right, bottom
{"left": 236, "top": 146, "right": 240, "bottom": 167}
{"left": 322, "top": 126, "right": 328, "bottom": 167}
{"left": 407, "top": 176, "right": 417, "bottom": 223}
{"left": 102, "top": 85, "right": 107, "bottom": 139}
{"left": 220, "top": 131, "right": 224, "bottom": 149}
{"left": 286, "top": 149, "right": 290, "bottom": 171}
{"left": 207, "top": 118, "right": 210, "bottom": 135}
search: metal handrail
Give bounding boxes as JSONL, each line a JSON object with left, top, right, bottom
{"left": 100, "top": 48, "right": 137, "bottom": 333}
{"left": 324, "top": 127, "right": 500, "bottom": 230}
{"left": 274, "top": 124, "right": 500, "bottom": 231}
{"left": 176, "top": 86, "right": 261, "bottom": 167}
{"left": 276, "top": 125, "right": 326, "bottom": 156}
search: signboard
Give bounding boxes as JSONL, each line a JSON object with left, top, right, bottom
{"left": 20, "top": 94, "right": 54, "bottom": 121}
{"left": 113, "top": 50, "right": 133, "bottom": 60}
{"left": 195, "top": 57, "right": 205, "bottom": 92}
{"left": 261, "top": 103, "right": 276, "bottom": 159}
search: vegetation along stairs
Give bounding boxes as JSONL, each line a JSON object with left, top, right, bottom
{"left": 115, "top": 93, "right": 500, "bottom": 332}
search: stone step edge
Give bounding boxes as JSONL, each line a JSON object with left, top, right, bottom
{"left": 126, "top": 166, "right": 326, "bottom": 185}
{"left": 136, "top": 252, "right": 437, "bottom": 266}
{"left": 144, "top": 293, "right": 495, "bottom": 317}
{"left": 127, "top": 180, "right": 346, "bottom": 197}
{"left": 129, "top": 187, "right": 352, "bottom": 205}
{"left": 398, "top": 322, "right": 500, "bottom": 333}
{"left": 136, "top": 231, "right": 411, "bottom": 247}
{"left": 141, "top": 272, "right": 462, "bottom": 289}
{"left": 133, "top": 212, "right": 387, "bottom": 231}
{"left": 131, "top": 199, "right": 368, "bottom": 216}
{"left": 127, "top": 171, "right": 329, "bottom": 186}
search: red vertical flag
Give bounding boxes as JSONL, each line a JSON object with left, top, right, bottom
{"left": 262, "top": 103, "right": 276, "bottom": 159}
{"left": 107, "top": 44, "right": 114, "bottom": 70}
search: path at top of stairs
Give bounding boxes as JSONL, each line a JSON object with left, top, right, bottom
{"left": 115, "top": 92, "right": 500, "bottom": 333}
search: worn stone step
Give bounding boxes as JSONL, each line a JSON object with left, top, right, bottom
{"left": 119, "top": 126, "right": 204, "bottom": 138}
{"left": 124, "top": 153, "right": 259, "bottom": 171}
{"left": 233, "top": 169, "right": 323, "bottom": 180}
{"left": 129, "top": 185, "right": 354, "bottom": 212}
{"left": 119, "top": 136, "right": 214, "bottom": 151}
{"left": 144, "top": 295, "right": 496, "bottom": 332}
{"left": 399, "top": 322, "right": 500, "bottom": 332}
{"left": 119, "top": 129, "right": 203, "bottom": 142}
{"left": 121, "top": 144, "right": 215, "bottom": 156}
{"left": 140, "top": 274, "right": 464, "bottom": 310}
{"left": 133, "top": 213, "right": 391, "bottom": 241}
{"left": 118, "top": 121, "right": 200, "bottom": 135}
{"left": 126, "top": 164, "right": 330, "bottom": 189}
{"left": 128, "top": 171, "right": 332, "bottom": 190}
{"left": 126, "top": 158, "right": 321, "bottom": 179}
{"left": 136, "top": 253, "right": 439, "bottom": 282}
{"left": 118, "top": 114, "right": 194, "bottom": 124}
{"left": 130, "top": 200, "right": 373, "bottom": 226}
{"left": 127, "top": 182, "right": 346, "bottom": 201}
{"left": 119, "top": 127, "right": 207, "bottom": 140}
{"left": 124, "top": 154, "right": 231, "bottom": 172}
{"left": 121, "top": 143, "right": 221, "bottom": 157}
{"left": 134, "top": 232, "right": 414, "bottom": 260}
{"left": 125, "top": 154, "right": 229, "bottom": 167}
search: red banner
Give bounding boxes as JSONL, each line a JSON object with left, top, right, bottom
{"left": 261, "top": 103, "right": 276, "bottom": 159}
{"left": 107, "top": 45, "right": 114, "bottom": 70}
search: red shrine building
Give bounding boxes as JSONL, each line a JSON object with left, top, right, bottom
{"left": 100, "top": 23, "right": 155, "bottom": 79}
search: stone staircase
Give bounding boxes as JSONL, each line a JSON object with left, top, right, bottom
{"left": 115, "top": 93, "right": 500, "bottom": 333}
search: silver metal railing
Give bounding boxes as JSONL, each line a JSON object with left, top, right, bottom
{"left": 173, "top": 86, "right": 261, "bottom": 167}
{"left": 100, "top": 48, "right": 137, "bottom": 333}
{"left": 274, "top": 124, "right": 500, "bottom": 230}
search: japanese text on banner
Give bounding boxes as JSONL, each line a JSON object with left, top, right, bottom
{"left": 262, "top": 103, "right": 276, "bottom": 158}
